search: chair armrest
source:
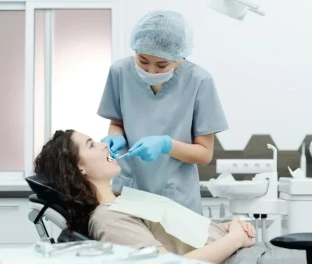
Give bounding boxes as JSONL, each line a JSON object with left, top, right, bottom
{"left": 271, "top": 233, "right": 312, "bottom": 251}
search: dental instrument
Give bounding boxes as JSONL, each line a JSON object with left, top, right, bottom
{"left": 208, "top": 206, "right": 213, "bottom": 218}
{"left": 34, "top": 239, "right": 113, "bottom": 257}
{"left": 254, "top": 214, "right": 260, "bottom": 242}
{"left": 78, "top": 244, "right": 157, "bottom": 259}
{"left": 108, "top": 152, "right": 129, "bottom": 161}
{"left": 267, "top": 144, "right": 277, "bottom": 172}
{"left": 219, "top": 203, "right": 225, "bottom": 218}
{"left": 300, "top": 143, "right": 307, "bottom": 178}
{"left": 34, "top": 239, "right": 159, "bottom": 260}
{"left": 261, "top": 214, "right": 267, "bottom": 242}
{"left": 120, "top": 246, "right": 159, "bottom": 261}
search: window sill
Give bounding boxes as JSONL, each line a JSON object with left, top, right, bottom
{"left": 0, "top": 180, "right": 30, "bottom": 192}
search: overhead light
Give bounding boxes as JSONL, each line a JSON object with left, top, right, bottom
{"left": 206, "top": 0, "right": 265, "bottom": 21}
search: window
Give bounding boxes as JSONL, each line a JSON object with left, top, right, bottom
{"left": 51, "top": 9, "right": 112, "bottom": 141}
{"left": 0, "top": 1, "right": 119, "bottom": 183}
{"left": 34, "top": 9, "right": 112, "bottom": 157}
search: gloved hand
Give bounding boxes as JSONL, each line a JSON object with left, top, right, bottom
{"left": 101, "top": 134, "right": 127, "bottom": 158}
{"left": 125, "top": 136, "right": 172, "bottom": 162}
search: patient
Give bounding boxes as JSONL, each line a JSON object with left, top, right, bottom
{"left": 34, "top": 130, "right": 307, "bottom": 264}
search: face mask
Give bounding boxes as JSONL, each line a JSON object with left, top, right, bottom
{"left": 135, "top": 63, "right": 175, "bottom": 86}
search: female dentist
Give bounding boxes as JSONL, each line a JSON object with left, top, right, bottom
{"left": 97, "top": 10, "right": 228, "bottom": 215}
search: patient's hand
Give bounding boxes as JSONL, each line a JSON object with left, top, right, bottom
{"left": 227, "top": 218, "right": 255, "bottom": 248}
{"left": 220, "top": 220, "right": 256, "bottom": 238}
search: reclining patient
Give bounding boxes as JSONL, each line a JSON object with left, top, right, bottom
{"left": 34, "top": 130, "right": 307, "bottom": 264}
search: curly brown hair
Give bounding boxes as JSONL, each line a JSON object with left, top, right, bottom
{"left": 34, "top": 130, "right": 99, "bottom": 236}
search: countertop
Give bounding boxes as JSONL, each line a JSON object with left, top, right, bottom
{"left": 0, "top": 180, "right": 32, "bottom": 197}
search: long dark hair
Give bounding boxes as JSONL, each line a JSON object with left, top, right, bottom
{"left": 34, "top": 130, "right": 99, "bottom": 236}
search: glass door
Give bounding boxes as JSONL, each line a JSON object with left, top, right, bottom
{"left": 34, "top": 8, "right": 113, "bottom": 157}
{"left": 26, "top": 0, "right": 122, "bottom": 178}
{"left": 0, "top": 3, "right": 26, "bottom": 181}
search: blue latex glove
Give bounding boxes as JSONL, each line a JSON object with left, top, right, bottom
{"left": 101, "top": 135, "right": 127, "bottom": 158}
{"left": 125, "top": 136, "right": 172, "bottom": 162}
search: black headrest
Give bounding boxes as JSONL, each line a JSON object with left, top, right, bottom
{"left": 26, "top": 175, "right": 63, "bottom": 203}
{"left": 26, "top": 175, "right": 92, "bottom": 238}
{"left": 29, "top": 194, "right": 70, "bottom": 220}
{"left": 26, "top": 175, "right": 83, "bottom": 210}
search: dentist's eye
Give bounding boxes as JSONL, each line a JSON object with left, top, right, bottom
{"left": 157, "top": 63, "right": 169, "bottom": 69}
{"left": 90, "top": 142, "right": 95, "bottom": 148}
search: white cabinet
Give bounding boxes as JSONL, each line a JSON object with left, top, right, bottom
{"left": 0, "top": 198, "right": 51, "bottom": 244}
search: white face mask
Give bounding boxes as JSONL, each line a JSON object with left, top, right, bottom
{"left": 135, "top": 63, "right": 175, "bottom": 86}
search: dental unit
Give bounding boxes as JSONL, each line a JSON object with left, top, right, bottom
{"left": 205, "top": 143, "right": 287, "bottom": 242}
{"left": 300, "top": 143, "right": 307, "bottom": 178}
{"left": 205, "top": 140, "right": 312, "bottom": 242}
{"left": 206, "top": 0, "right": 265, "bottom": 20}
{"left": 278, "top": 142, "right": 312, "bottom": 234}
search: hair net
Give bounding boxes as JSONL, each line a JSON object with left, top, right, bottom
{"left": 130, "top": 10, "right": 193, "bottom": 61}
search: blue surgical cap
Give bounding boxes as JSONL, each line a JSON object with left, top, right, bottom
{"left": 130, "top": 10, "right": 193, "bottom": 61}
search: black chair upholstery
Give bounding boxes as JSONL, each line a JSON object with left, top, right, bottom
{"left": 271, "top": 233, "right": 312, "bottom": 264}
{"left": 26, "top": 175, "right": 70, "bottom": 206}
{"left": 26, "top": 175, "right": 91, "bottom": 242}
{"left": 57, "top": 229, "right": 90, "bottom": 243}
{"left": 28, "top": 194, "right": 69, "bottom": 220}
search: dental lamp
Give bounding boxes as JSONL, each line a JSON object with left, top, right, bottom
{"left": 206, "top": 0, "right": 265, "bottom": 20}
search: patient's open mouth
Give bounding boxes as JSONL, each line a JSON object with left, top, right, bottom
{"left": 107, "top": 154, "right": 114, "bottom": 162}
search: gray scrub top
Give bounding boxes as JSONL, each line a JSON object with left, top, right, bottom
{"left": 97, "top": 56, "right": 228, "bottom": 215}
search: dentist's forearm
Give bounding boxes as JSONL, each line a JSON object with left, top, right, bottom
{"left": 168, "top": 139, "right": 213, "bottom": 165}
{"left": 108, "top": 120, "right": 125, "bottom": 136}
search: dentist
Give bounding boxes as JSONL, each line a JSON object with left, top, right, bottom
{"left": 97, "top": 10, "right": 228, "bottom": 214}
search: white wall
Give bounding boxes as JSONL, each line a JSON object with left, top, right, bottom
{"left": 118, "top": 0, "right": 312, "bottom": 151}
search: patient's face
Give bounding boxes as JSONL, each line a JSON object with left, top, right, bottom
{"left": 72, "top": 132, "right": 121, "bottom": 181}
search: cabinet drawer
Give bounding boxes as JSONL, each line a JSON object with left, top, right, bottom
{"left": 0, "top": 198, "right": 51, "bottom": 244}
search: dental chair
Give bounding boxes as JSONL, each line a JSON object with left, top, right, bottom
{"left": 26, "top": 175, "right": 91, "bottom": 243}
{"left": 271, "top": 233, "right": 312, "bottom": 264}
{"left": 26, "top": 175, "right": 312, "bottom": 263}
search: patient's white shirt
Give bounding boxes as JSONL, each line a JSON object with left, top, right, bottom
{"left": 88, "top": 204, "right": 227, "bottom": 255}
